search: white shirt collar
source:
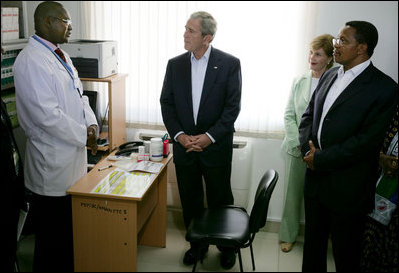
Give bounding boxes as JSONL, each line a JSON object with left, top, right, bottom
{"left": 337, "top": 59, "right": 371, "bottom": 78}
{"left": 191, "top": 45, "right": 212, "bottom": 62}
{"left": 33, "top": 34, "right": 58, "bottom": 51}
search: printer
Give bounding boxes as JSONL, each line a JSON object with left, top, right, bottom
{"left": 60, "top": 39, "right": 118, "bottom": 78}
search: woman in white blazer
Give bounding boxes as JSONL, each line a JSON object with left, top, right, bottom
{"left": 279, "top": 34, "right": 334, "bottom": 252}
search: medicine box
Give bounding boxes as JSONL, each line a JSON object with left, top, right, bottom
{"left": 1, "top": 7, "right": 19, "bottom": 41}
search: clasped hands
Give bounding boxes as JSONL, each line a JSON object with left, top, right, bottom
{"left": 302, "top": 140, "right": 319, "bottom": 170}
{"left": 87, "top": 124, "right": 98, "bottom": 155}
{"left": 177, "top": 133, "right": 212, "bottom": 153}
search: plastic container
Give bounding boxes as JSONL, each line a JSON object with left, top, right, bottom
{"left": 137, "top": 146, "right": 145, "bottom": 162}
{"left": 150, "top": 138, "right": 163, "bottom": 162}
{"left": 144, "top": 140, "right": 151, "bottom": 153}
{"left": 163, "top": 139, "right": 169, "bottom": 157}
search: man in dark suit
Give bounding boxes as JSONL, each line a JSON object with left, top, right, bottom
{"left": 160, "top": 11, "right": 241, "bottom": 269}
{"left": 298, "top": 21, "right": 398, "bottom": 271}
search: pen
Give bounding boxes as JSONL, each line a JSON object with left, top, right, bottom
{"left": 98, "top": 165, "right": 113, "bottom": 171}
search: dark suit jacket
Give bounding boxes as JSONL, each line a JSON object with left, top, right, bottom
{"left": 298, "top": 63, "right": 398, "bottom": 213}
{"left": 160, "top": 47, "right": 242, "bottom": 166}
{"left": 1, "top": 99, "right": 25, "bottom": 208}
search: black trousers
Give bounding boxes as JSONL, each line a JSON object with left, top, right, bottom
{"left": 29, "top": 192, "right": 74, "bottom": 272}
{"left": 175, "top": 160, "right": 234, "bottom": 230}
{"left": 302, "top": 196, "right": 367, "bottom": 272}
{"left": 6, "top": 203, "right": 19, "bottom": 271}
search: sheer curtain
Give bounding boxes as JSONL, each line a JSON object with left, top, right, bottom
{"left": 80, "top": 1, "right": 317, "bottom": 136}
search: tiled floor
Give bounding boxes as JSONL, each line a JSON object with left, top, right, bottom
{"left": 16, "top": 210, "right": 336, "bottom": 272}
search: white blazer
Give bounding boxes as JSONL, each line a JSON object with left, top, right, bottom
{"left": 14, "top": 36, "right": 98, "bottom": 196}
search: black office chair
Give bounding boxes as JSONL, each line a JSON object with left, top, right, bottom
{"left": 186, "top": 169, "right": 279, "bottom": 272}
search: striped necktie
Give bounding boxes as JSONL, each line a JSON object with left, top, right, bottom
{"left": 54, "top": 48, "right": 67, "bottom": 63}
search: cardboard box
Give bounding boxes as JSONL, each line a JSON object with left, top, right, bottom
{"left": 1, "top": 7, "right": 19, "bottom": 41}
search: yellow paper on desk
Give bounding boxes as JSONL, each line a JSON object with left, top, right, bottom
{"left": 91, "top": 168, "right": 156, "bottom": 198}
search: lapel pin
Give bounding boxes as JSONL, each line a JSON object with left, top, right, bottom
{"left": 214, "top": 66, "right": 218, "bottom": 69}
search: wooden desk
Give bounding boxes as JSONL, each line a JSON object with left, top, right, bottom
{"left": 67, "top": 154, "right": 172, "bottom": 272}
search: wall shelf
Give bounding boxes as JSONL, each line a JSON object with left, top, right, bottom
{"left": 80, "top": 73, "right": 128, "bottom": 152}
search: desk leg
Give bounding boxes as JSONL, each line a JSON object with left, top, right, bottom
{"left": 138, "top": 168, "right": 167, "bottom": 247}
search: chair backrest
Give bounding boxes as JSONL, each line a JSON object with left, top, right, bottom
{"left": 249, "top": 169, "right": 278, "bottom": 234}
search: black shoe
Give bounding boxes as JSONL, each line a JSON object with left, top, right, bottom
{"left": 183, "top": 246, "right": 208, "bottom": 266}
{"left": 220, "top": 249, "right": 236, "bottom": 269}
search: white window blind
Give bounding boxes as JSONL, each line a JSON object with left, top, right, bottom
{"left": 81, "top": 1, "right": 316, "bottom": 136}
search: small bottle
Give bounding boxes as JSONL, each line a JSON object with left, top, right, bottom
{"left": 137, "top": 146, "right": 145, "bottom": 162}
{"left": 150, "top": 138, "right": 163, "bottom": 162}
{"left": 144, "top": 141, "right": 151, "bottom": 161}
{"left": 144, "top": 141, "right": 151, "bottom": 153}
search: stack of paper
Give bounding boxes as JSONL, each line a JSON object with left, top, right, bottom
{"left": 91, "top": 168, "right": 156, "bottom": 198}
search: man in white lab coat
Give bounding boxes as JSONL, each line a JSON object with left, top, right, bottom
{"left": 13, "top": 1, "right": 98, "bottom": 271}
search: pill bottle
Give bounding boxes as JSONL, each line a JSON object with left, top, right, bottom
{"left": 144, "top": 140, "right": 151, "bottom": 153}
{"left": 150, "top": 138, "right": 163, "bottom": 162}
{"left": 163, "top": 139, "right": 169, "bottom": 157}
{"left": 137, "top": 146, "right": 145, "bottom": 162}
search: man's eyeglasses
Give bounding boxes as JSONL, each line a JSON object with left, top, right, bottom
{"left": 50, "top": 16, "right": 72, "bottom": 26}
{"left": 332, "top": 38, "right": 347, "bottom": 47}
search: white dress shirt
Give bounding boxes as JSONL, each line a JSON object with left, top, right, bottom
{"left": 191, "top": 45, "right": 211, "bottom": 124}
{"left": 174, "top": 46, "right": 215, "bottom": 143}
{"left": 317, "top": 60, "right": 370, "bottom": 149}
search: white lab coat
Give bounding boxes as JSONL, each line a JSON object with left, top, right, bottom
{"left": 14, "top": 36, "right": 98, "bottom": 196}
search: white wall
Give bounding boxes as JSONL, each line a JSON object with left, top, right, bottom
{"left": 314, "top": 1, "right": 398, "bottom": 82}
{"left": 23, "top": 1, "right": 398, "bottom": 223}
